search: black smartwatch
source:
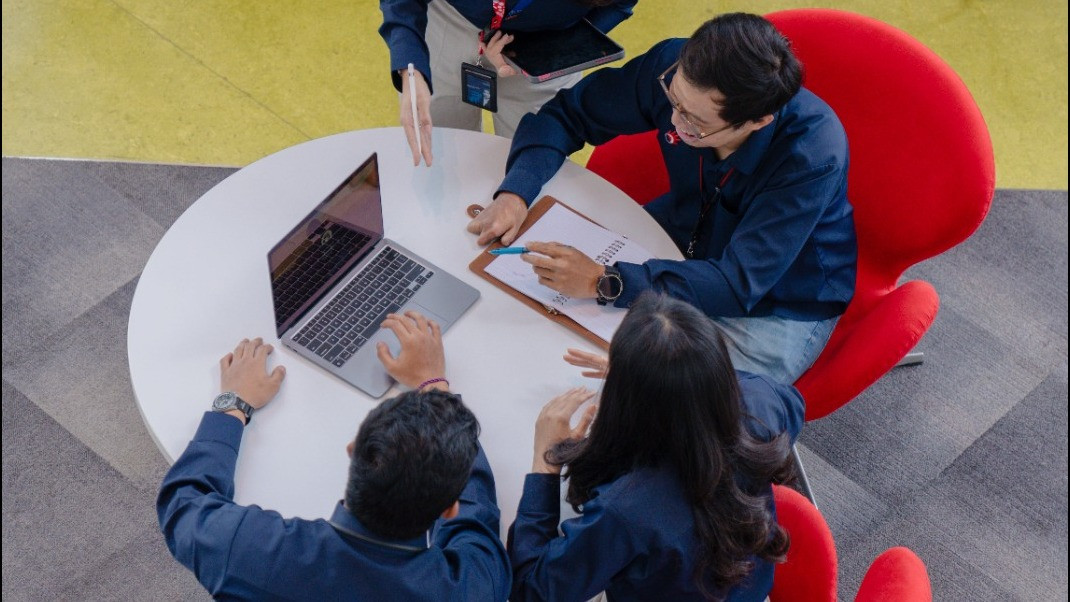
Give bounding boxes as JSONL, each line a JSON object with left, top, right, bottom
{"left": 212, "top": 391, "right": 254, "bottom": 424}
{"left": 596, "top": 265, "right": 624, "bottom": 306}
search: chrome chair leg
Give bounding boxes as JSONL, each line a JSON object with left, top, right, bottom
{"left": 792, "top": 444, "right": 817, "bottom": 509}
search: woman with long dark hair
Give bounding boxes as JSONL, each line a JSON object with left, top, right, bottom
{"left": 508, "top": 293, "right": 804, "bottom": 601}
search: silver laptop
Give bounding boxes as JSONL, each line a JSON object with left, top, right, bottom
{"left": 268, "top": 153, "right": 479, "bottom": 397}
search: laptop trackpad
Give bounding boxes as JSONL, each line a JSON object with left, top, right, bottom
{"left": 367, "top": 305, "right": 450, "bottom": 353}
{"left": 354, "top": 305, "right": 451, "bottom": 396}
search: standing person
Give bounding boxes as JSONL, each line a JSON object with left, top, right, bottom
{"left": 157, "top": 312, "right": 510, "bottom": 601}
{"left": 509, "top": 293, "right": 804, "bottom": 601}
{"left": 380, "top": 0, "right": 637, "bottom": 166}
{"left": 467, "top": 12, "right": 857, "bottom": 383}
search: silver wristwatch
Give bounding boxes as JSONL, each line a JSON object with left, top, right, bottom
{"left": 596, "top": 265, "right": 624, "bottom": 306}
{"left": 212, "top": 391, "right": 254, "bottom": 424}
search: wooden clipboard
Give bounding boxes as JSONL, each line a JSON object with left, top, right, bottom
{"left": 468, "top": 196, "right": 610, "bottom": 351}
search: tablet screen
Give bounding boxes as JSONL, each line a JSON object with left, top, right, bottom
{"left": 503, "top": 20, "right": 624, "bottom": 78}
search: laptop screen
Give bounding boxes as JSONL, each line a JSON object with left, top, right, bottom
{"left": 268, "top": 153, "right": 384, "bottom": 337}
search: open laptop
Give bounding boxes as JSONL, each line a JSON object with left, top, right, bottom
{"left": 268, "top": 153, "right": 479, "bottom": 397}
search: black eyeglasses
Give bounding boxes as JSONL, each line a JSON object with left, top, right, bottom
{"left": 657, "top": 62, "right": 734, "bottom": 140}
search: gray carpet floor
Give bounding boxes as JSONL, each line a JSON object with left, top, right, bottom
{"left": 2, "top": 157, "right": 1067, "bottom": 600}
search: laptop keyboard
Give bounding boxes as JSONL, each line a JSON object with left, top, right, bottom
{"left": 272, "top": 222, "right": 372, "bottom": 329}
{"left": 293, "top": 246, "right": 433, "bottom": 367}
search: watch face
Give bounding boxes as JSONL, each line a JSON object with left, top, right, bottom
{"left": 598, "top": 270, "right": 622, "bottom": 299}
{"left": 598, "top": 276, "right": 613, "bottom": 297}
{"left": 213, "top": 392, "right": 237, "bottom": 411}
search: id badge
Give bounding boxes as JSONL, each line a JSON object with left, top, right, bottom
{"left": 460, "top": 62, "right": 498, "bottom": 112}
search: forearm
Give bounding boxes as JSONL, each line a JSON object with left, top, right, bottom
{"left": 380, "top": 0, "right": 433, "bottom": 92}
{"left": 585, "top": 0, "right": 637, "bottom": 33}
{"left": 157, "top": 412, "right": 245, "bottom": 579}
{"left": 508, "top": 475, "right": 634, "bottom": 602}
{"left": 497, "top": 44, "right": 670, "bottom": 205}
{"left": 507, "top": 474, "right": 564, "bottom": 600}
{"left": 615, "top": 258, "right": 750, "bottom": 317}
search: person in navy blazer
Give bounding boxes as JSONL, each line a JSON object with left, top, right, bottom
{"left": 509, "top": 292, "right": 805, "bottom": 601}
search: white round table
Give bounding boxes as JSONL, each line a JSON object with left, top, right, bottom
{"left": 128, "top": 127, "right": 681, "bottom": 531}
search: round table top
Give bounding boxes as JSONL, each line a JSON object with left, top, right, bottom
{"left": 128, "top": 127, "right": 681, "bottom": 530}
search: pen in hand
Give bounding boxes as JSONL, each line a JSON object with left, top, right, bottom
{"left": 407, "top": 63, "right": 422, "bottom": 159}
{"left": 489, "top": 246, "right": 530, "bottom": 255}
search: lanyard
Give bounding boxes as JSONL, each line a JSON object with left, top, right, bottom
{"left": 489, "top": 0, "right": 506, "bottom": 30}
{"left": 687, "top": 157, "right": 735, "bottom": 258}
{"left": 479, "top": 0, "right": 534, "bottom": 49}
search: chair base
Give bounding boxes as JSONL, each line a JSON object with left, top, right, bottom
{"left": 791, "top": 444, "right": 817, "bottom": 509}
{"left": 895, "top": 351, "right": 925, "bottom": 367}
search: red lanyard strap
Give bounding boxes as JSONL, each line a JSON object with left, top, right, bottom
{"left": 688, "top": 158, "right": 735, "bottom": 258}
{"left": 490, "top": 0, "right": 506, "bottom": 30}
{"left": 479, "top": 0, "right": 507, "bottom": 49}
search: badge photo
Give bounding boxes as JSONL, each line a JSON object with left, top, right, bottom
{"left": 460, "top": 62, "right": 498, "bottom": 113}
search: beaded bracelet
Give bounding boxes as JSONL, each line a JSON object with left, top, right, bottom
{"left": 417, "top": 377, "right": 449, "bottom": 391}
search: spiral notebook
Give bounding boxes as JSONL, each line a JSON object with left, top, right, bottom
{"left": 469, "top": 196, "right": 654, "bottom": 348}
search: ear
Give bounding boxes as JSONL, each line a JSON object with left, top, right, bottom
{"left": 748, "top": 114, "right": 775, "bottom": 131}
{"left": 346, "top": 440, "right": 355, "bottom": 457}
{"left": 440, "top": 500, "right": 461, "bottom": 521}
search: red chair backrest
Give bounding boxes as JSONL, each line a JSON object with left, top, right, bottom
{"left": 585, "top": 131, "right": 669, "bottom": 205}
{"left": 766, "top": 9, "right": 995, "bottom": 310}
{"left": 770, "top": 485, "right": 838, "bottom": 602}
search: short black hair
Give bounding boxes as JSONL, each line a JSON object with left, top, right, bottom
{"left": 344, "top": 389, "right": 480, "bottom": 539}
{"left": 679, "top": 13, "right": 802, "bottom": 127}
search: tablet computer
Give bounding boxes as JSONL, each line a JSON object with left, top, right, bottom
{"left": 501, "top": 20, "right": 625, "bottom": 83}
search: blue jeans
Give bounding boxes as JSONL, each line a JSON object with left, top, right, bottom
{"left": 712, "top": 315, "right": 839, "bottom": 384}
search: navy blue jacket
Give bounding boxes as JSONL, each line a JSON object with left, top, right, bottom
{"left": 158, "top": 412, "right": 510, "bottom": 601}
{"left": 507, "top": 372, "right": 805, "bottom": 602}
{"left": 499, "top": 39, "right": 857, "bottom": 321}
{"left": 380, "top": 0, "right": 636, "bottom": 93}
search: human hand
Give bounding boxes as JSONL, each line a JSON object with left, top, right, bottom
{"left": 564, "top": 348, "right": 609, "bottom": 379}
{"left": 522, "top": 241, "right": 604, "bottom": 298}
{"left": 376, "top": 311, "right": 447, "bottom": 390}
{"left": 532, "top": 387, "right": 598, "bottom": 474}
{"left": 400, "top": 67, "right": 433, "bottom": 166}
{"left": 479, "top": 31, "right": 517, "bottom": 77}
{"left": 219, "top": 338, "right": 286, "bottom": 410}
{"left": 466, "top": 192, "right": 528, "bottom": 245}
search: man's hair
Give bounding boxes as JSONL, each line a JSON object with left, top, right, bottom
{"left": 679, "top": 13, "right": 802, "bottom": 127}
{"left": 344, "top": 389, "right": 480, "bottom": 539}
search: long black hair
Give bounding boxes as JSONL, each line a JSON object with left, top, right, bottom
{"left": 549, "top": 293, "right": 792, "bottom": 599}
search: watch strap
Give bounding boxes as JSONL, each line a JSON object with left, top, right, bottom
{"left": 213, "top": 392, "right": 253, "bottom": 424}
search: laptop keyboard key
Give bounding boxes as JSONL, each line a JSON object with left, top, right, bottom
{"left": 295, "top": 246, "right": 430, "bottom": 360}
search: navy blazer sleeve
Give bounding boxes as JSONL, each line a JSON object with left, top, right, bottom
{"left": 585, "top": 1, "right": 637, "bottom": 33}
{"left": 156, "top": 412, "right": 261, "bottom": 595}
{"left": 432, "top": 445, "right": 512, "bottom": 601}
{"left": 497, "top": 40, "right": 681, "bottom": 204}
{"left": 507, "top": 474, "right": 641, "bottom": 602}
{"left": 380, "top": 0, "right": 434, "bottom": 93}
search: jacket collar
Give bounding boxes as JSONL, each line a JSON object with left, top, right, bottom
{"left": 329, "top": 501, "right": 429, "bottom": 553}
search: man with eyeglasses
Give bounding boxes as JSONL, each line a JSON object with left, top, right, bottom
{"left": 467, "top": 12, "right": 856, "bottom": 383}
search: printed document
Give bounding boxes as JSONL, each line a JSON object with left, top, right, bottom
{"left": 485, "top": 203, "right": 654, "bottom": 342}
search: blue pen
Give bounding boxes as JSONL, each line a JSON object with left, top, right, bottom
{"left": 489, "top": 246, "right": 530, "bottom": 255}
